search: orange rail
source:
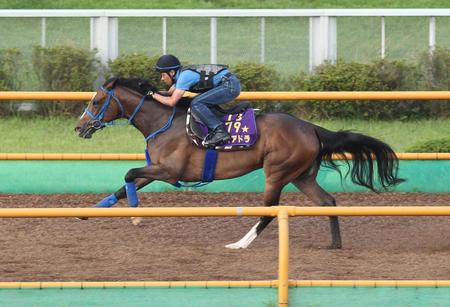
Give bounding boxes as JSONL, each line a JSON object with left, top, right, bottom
{"left": 0, "top": 153, "right": 449, "bottom": 160}
{"left": 0, "top": 280, "right": 449, "bottom": 289}
{"left": 1, "top": 91, "right": 450, "bottom": 101}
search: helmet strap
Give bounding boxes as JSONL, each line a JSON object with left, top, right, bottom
{"left": 169, "top": 69, "right": 177, "bottom": 86}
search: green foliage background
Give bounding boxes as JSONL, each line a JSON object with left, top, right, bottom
{"left": 32, "top": 45, "right": 100, "bottom": 116}
{"left": 1, "top": 0, "right": 449, "bottom": 9}
{"left": 407, "top": 138, "right": 450, "bottom": 152}
{"left": 109, "top": 53, "right": 164, "bottom": 89}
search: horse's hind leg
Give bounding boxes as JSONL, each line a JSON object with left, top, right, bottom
{"left": 292, "top": 172, "right": 342, "bottom": 249}
{"left": 225, "top": 182, "right": 282, "bottom": 249}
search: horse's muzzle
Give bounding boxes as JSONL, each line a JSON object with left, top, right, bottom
{"left": 75, "top": 121, "right": 104, "bottom": 139}
{"left": 74, "top": 125, "right": 93, "bottom": 139}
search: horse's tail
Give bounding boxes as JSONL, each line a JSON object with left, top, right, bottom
{"left": 313, "top": 126, "right": 405, "bottom": 192}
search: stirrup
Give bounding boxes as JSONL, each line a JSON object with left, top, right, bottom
{"left": 202, "top": 133, "right": 230, "bottom": 147}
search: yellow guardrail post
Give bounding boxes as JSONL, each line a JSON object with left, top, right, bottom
{"left": 278, "top": 207, "right": 289, "bottom": 306}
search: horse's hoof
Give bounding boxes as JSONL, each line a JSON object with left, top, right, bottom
{"left": 327, "top": 243, "right": 342, "bottom": 249}
{"left": 225, "top": 242, "right": 247, "bottom": 249}
{"left": 75, "top": 217, "right": 89, "bottom": 221}
{"left": 225, "top": 243, "right": 241, "bottom": 249}
{"left": 131, "top": 217, "right": 142, "bottom": 226}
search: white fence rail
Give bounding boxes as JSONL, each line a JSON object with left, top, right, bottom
{"left": 0, "top": 9, "right": 449, "bottom": 70}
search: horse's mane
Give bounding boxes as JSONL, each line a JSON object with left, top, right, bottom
{"left": 104, "top": 77, "right": 158, "bottom": 96}
{"left": 104, "top": 77, "right": 191, "bottom": 109}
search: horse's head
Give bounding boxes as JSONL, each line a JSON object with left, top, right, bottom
{"left": 75, "top": 78, "right": 125, "bottom": 138}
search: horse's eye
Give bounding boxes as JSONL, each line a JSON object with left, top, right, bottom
{"left": 92, "top": 100, "right": 100, "bottom": 108}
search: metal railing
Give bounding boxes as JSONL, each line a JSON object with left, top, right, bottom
{"left": 1, "top": 9, "right": 449, "bottom": 69}
{"left": 1, "top": 205, "right": 450, "bottom": 306}
{"left": 1, "top": 91, "right": 450, "bottom": 101}
{"left": 1, "top": 153, "right": 449, "bottom": 160}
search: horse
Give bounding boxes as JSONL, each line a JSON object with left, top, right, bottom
{"left": 75, "top": 77, "right": 404, "bottom": 249}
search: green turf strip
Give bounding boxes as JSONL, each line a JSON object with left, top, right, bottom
{"left": 0, "top": 160, "right": 449, "bottom": 193}
{"left": 1, "top": 286, "right": 450, "bottom": 307}
{"left": 0, "top": 287, "right": 277, "bottom": 307}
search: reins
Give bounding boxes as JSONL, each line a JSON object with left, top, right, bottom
{"left": 144, "top": 107, "right": 176, "bottom": 142}
{"left": 84, "top": 86, "right": 176, "bottom": 142}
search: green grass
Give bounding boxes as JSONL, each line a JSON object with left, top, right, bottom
{"left": 1, "top": 116, "right": 449, "bottom": 153}
{"left": 0, "top": 117, "right": 145, "bottom": 153}
{"left": 314, "top": 119, "right": 450, "bottom": 152}
{"left": 1, "top": 0, "right": 449, "bottom": 9}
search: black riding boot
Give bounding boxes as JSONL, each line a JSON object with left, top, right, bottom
{"left": 203, "top": 125, "right": 231, "bottom": 147}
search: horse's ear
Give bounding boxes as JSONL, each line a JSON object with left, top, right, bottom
{"left": 105, "top": 78, "right": 118, "bottom": 90}
{"left": 137, "top": 80, "right": 158, "bottom": 94}
{"left": 137, "top": 80, "right": 148, "bottom": 91}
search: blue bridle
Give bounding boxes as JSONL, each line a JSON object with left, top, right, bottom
{"left": 84, "top": 86, "right": 125, "bottom": 129}
{"left": 84, "top": 86, "right": 176, "bottom": 141}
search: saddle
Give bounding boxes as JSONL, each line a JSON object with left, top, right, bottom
{"left": 186, "top": 102, "right": 259, "bottom": 150}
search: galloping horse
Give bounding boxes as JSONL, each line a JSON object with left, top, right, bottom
{"left": 75, "top": 77, "right": 404, "bottom": 249}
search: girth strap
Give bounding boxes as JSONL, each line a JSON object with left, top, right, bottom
{"left": 201, "top": 149, "right": 218, "bottom": 182}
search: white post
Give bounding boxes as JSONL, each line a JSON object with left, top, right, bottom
{"left": 329, "top": 17, "right": 337, "bottom": 62}
{"left": 429, "top": 16, "right": 436, "bottom": 53}
{"left": 90, "top": 16, "right": 118, "bottom": 65}
{"left": 381, "top": 16, "right": 385, "bottom": 59}
{"left": 90, "top": 17, "right": 94, "bottom": 50}
{"left": 162, "top": 17, "right": 167, "bottom": 55}
{"left": 41, "top": 17, "right": 46, "bottom": 47}
{"left": 260, "top": 17, "right": 265, "bottom": 63}
{"left": 210, "top": 17, "right": 217, "bottom": 64}
{"left": 309, "top": 16, "right": 337, "bottom": 71}
{"left": 109, "top": 17, "right": 118, "bottom": 60}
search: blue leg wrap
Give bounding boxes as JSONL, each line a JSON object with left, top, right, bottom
{"left": 125, "top": 182, "right": 139, "bottom": 207}
{"left": 94, "top": 193, "right": 118, "bottom": 208}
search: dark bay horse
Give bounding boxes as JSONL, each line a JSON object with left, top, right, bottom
{"left": 75, "top": 77, "right": 404, "bottom": 249}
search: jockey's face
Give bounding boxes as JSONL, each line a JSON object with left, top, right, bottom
{"left": 160, "top": 70, "right": 176, "bottom": 88}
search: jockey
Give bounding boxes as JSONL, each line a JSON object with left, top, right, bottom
{"left": 150, "top": 54, "right": 241, "bottom": 147}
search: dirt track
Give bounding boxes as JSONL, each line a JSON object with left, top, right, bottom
{"left": 0, "top": 192, "right": 449, "bottom": 282}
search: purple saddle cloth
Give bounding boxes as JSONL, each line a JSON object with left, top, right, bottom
{"left": 187, "top": 107, "right": 258, "bottom": 150}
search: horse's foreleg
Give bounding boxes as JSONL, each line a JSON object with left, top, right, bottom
{"left": 124, "top": 166, "right": 174, "bottom": 205}
{"left": 94, "top": 178, "right": 153, "bottom": 208}
{"left": 225, "top": 182, "right": 282, "bottom": 249}
{"left": 118, "top": 178, "right": 154, "bottom": 225}
{"left": 76, "top": 178, "right": 154, "bottom": 222}
{"left": 122, "top": 165, "right": 175, "bottom": 225}
{"left": 292, "top": 177, "right": 342, "bottom": 249}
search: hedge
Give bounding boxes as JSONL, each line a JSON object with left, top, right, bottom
{"left": 406, "top": 138, "right": 450, "bottom": 153}
{"left": 32, "top": 45, "right": 101, "bottom": 116}
{"left": 108, "top": 53, "right": 165, "bottom": 89}
{"left": 0, "top": 48, "right": 22, "bottom": 115}
{"left": 0, "top": 47, "right": 448, "bottom": 119}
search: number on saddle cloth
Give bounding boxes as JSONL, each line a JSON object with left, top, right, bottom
{"left": 186, "top": 103, "right": 258, "bottom": 150}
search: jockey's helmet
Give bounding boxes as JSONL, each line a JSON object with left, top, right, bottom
{"left": 155, "top": 54, "right": 181, "bottom": 72}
